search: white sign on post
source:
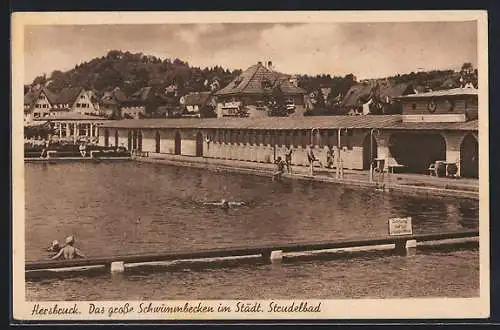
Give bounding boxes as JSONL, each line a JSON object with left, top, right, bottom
{"left": 388, "top": 217, "right": 413, "bottom": 236}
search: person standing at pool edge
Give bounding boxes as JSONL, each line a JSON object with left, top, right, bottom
{"left": 272, "top": 156, "right": 287, "bottom": 181}
{"left": 285, "top": 145, "right": 293, "bottom": 174}
{"left": 306, "top": 144, "right": 322, "bottom": 175}
{"left": 51, "top": 236, "right": 86, "bottom": 260}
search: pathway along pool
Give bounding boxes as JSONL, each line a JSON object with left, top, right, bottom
{"left": 25, "top": 162, "right": 479, "bottom": 300}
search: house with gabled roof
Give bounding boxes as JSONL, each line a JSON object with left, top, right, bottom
{"left": 214, "top": 61, "right": 307, "bottom": 118}
{"left": 24, "top": 87, "right": 56, "bottom": 123}
{"left": 341, "top": 81, "right": 415, "bottom": 115}
{"left": 179, "top": 91, "right": 216, "bottom": 117}
{"left": 120, "top": 86, "right": 170, "bottom": 119}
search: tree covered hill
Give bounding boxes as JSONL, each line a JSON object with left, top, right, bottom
{"left": 29, "top": 50, "right": 243, "bottom": 97}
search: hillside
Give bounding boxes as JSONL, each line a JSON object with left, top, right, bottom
{"left": 29, "top": 50, "right": 243, "bottom": 97}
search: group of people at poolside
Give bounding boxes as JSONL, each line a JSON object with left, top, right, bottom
{"left": 272, "top": 145, "right": 337, "bottom": 181}
{"left": 46, "top": 236, "right": 86, "bottom": 260}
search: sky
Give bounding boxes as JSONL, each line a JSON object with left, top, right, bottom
{"left": 24, "top": 21, "right": 478, "bottom": 84}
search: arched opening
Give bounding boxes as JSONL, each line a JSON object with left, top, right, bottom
{"left": 137, "top": 130, "right": 143, "bottom": 152}
{"left": 460, "top": 134, "right": 478, "bottom": 178}
{"left": 362, "top": 133, "right": 378, "bottom": 170}
{"left": 389, "top": 133, "right": 446, "bottom": 173}
{"left": 127, "top": 131, "right": 132, "bottom": 151}
{"left": 174, "top": 131, "right": 181, "bottom": 155}
{"left": 104, "top": 129, "right": 110, "bottom": 147}
{"left": 196, "top": 131, "right": 203, "bottom": 157}
{"left": 155, "top": 130, "right": 161, "bottom": 153}
{"left": 114, "top": 130, "right": 119, "bottom": 148}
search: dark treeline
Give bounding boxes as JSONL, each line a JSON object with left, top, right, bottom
{"left": 30, "top": 50, "right": 243, "bottom": 96}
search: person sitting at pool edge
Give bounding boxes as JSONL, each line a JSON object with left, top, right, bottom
{"left": 51, "top": 236, "right": 86, "bottom": 260}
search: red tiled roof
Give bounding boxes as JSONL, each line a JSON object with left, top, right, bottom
{"left": 215, "top": 62, "right": 307, "bottom": 96}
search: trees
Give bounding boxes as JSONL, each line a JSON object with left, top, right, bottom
{"left": 460, "top": 62, "right": 478, "bottom": 87}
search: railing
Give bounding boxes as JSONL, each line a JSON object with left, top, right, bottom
{"left": 26, "top": 229, "right": 478, "bottom": 272}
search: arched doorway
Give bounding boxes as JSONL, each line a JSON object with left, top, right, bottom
{"left": 114, "top": 130, "right": 119, "bottom": 148}
{"left": 127, "top": 131, "right": 132, "bottom": 151}
{"left": 389, "top": 133, "right": 446, "bottom": 173}
{"left": 196, "top": 131, "right": 203, "bottom": 157}
{"left": 174, "top": 131, "right": 181, "bottom": 155}
{"left": 362, "top": 133, "right": 378, "bottom": 170}
{"left": 104, "top": 129, "right": 109, "bottom": 147}
{"left": 137, "top": 130, "right": 143, "bottom": 152}
{"left": 460, "top": 134, "right": 478, "bottom": 178}
{"left": 155, "top": 130, "right": 161, "bottom": 153}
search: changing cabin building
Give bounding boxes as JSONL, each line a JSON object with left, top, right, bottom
{"left": 97, "top": 88, "right": 479, "bottom": 179}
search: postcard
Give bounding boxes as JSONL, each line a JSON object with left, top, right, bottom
{"left": 12, "top": 10, "right": 489, "bottom": 321}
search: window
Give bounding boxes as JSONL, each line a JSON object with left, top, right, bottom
{"left": 35, "top": 104, "right": 40, "bottom": 108}
{"left": 411, "top": 103, "right": 417, "bottom": 110}
{"left": 80, "top": 95, "right": 85, "bottom": 99}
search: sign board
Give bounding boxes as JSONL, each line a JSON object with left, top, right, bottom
{"left": 388, "top": 217, "right": 413, "bottom": 236}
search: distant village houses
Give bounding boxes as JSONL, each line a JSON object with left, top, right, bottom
{"left": 24, "top": 85, "right": 101, "bottom": 124}
{"left": 24, "top": 85, "right": 107, "bottom": 142}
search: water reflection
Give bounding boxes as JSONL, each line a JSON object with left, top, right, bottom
{"left": 25, "top": 162, "right": 479, "bottom": 261}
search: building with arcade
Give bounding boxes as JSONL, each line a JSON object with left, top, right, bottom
{"left": 98, "top": 88, "right": 479, "bottom": 178}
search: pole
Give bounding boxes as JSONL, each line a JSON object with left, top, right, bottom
{"left": 336, "top": 128, "right": 341, "bottom": 179}
{"left": 310, "top": 128, "right": 319, "bottom": 176}
{"left": 369, "top": 128, "right": 374, "bottom": 183}
{"left": 369, "top": 128, "right": 380, "bottom": 183}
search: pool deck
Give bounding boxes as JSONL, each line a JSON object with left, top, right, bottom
{"left": 134, "top": 154, "right": 480, "bottom": 200}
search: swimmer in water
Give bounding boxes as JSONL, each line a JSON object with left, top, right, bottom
{"left": 203, "top": 199, "right": 245, "bottom": 209}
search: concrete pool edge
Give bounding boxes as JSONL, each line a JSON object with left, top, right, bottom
{"left": 133, "top": 155, "right": 479, "bottom": 200}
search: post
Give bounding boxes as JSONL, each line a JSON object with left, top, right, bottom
{"left": 369, "top": 128, "right": 380, "bottom": 183}
{"left": 394, "top": 239, "right": 417, "bottom": 256}
{"left": 90, "top": 123, "right": 93, "bottom": 137}
{"left": 58, "top": 122, "right": 62, "bottom": 138}
{"left": 110, "top": 261, "right": 125, "bottom": 273}
{"left": 261, "top": 250, "right": 283, "bottom": 264}
{"left": 73, "top": 123, "right": 78, "bottom": 143}
{"left": 336, "top": 128, "right": 341, "bottom": 179}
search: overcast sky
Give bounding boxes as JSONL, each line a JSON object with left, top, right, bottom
{"left": 24, "top": 21, "right": 477, "bottom": 84}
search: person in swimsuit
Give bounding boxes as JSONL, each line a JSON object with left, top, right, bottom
{"left": 51, "top": 236, "right": 86, "bottom": 260}
{"left": 284, "top": 146, "right": 293, "bottom": 174}
{"left": 272, "top": 156, "right": 287, "bottom": 181}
